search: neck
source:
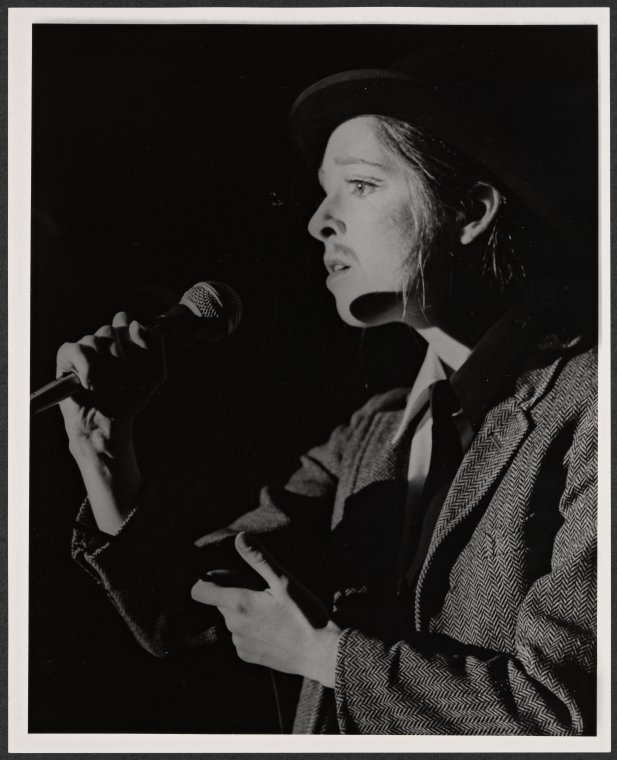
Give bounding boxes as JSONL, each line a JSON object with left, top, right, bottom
{"left": 402, "top": 249, "right": 521, "bottom": 348}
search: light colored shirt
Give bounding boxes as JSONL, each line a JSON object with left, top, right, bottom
{"left": 392, "top": 308, "right": 535, "bottom": 584}
{"left": 392, "top": 337, "right": 471, "bottom": 510}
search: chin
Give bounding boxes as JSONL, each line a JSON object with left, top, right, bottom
{"left": 334, "top": 290, "right": 408, "bottom": 328}
{"left": 335, "top": 300, "right": 367, "bottom": 328}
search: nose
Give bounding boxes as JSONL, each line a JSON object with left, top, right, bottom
{"left": 307, "top": 194, "right": 346, "bottom": 241}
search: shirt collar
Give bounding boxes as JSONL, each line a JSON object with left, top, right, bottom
{"left": 415, "top": 325, "right": 472, "bottom": 373}
{"left": 450, "top": 306, "right": 534, "bottom": 431}
{"left": 392, "top": 305, "right": 534, "bottom": 443}
{"left": 391, "top": 345, "right": 448, "bottom": 444}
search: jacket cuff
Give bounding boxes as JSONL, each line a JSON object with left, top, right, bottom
{"left": 334, "top": 627, "right": 392, "bottom": 733}
{"left": 71, "top": 498, "right": 114, "bottom": 583}
{"left": 71, "top": 482, "right": 181, "bottom": 591}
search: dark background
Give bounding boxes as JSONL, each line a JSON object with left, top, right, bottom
{"left": 29, "top": 24, "right": 597, "bottom": 733}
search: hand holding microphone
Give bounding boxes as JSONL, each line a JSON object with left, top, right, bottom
{"left": 55, "top": 309, "right": 167, "bottom": 451}
{"left": 46, "top": 281, "right": 242, "bottom": 535}
{"left": 33, "top": 281, "right": 243, "bottom": 416}
{"left": 52, "top": 280, "right": 241, "bottom": 440}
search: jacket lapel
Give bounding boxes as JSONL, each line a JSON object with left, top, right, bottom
{"left": 410, "top": 345, "right": 570, "bottom": 629}
{"left": 413, "top": 396, "right": 532, "bottom": 628}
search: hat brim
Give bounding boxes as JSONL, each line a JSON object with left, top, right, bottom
{"left": 289, "top": 67, "right": 597, "bottom": 247}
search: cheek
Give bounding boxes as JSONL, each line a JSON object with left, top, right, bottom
{"left": 378, "top": 203, "right": 416, "bottom": 267}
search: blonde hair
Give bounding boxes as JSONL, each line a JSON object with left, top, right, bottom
{"left": 372, "top": 115, "right": 524, "bottom": 304}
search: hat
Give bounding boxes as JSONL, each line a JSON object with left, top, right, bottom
{"left": 289, "top": 43, "right": 597, "bottom": 249}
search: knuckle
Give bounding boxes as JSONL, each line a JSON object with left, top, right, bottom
{"left": 112, "top": 310, "right": 131, "bottom": 326}
{"left": 57, "top": 341, "right": 72, "bottom": 356}
{"left": 190, "top": 581, "right": 205, "bottom": 601}
{"left": 251, "top": 549, "right": 268, "bottom": 567}
{"left": 108, "top": 338, "right": 124, "bottom": 359}
{"left": 237, "top": 647, "right": 256, "bottom": 664}
{"left": 223, "top": 618, "right": 234, "bottom": 633}
{"left": 232, "top": 615, "right": 248, "bottom": 634}
{"left": 95, "top": 325, "right": 114, "bottom": 339}
{"left": 78, "top": 335, "right": 97, "bottom": 350}
{"left": 56, "top": 341, "right": 76, "bottom": 365}
{"left": 128, "top": 319, "right": 145, "bottom": 340}
{"left": 234, "top": 591, "right": 251, "bottom": 615}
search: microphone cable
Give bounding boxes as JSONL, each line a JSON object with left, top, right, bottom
{"left": 269, "top": 668, "right": 285, "bottom": 734}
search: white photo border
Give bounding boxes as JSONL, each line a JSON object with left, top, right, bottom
{"left": 8, "top": 5, "right": 611, "bottom": 753}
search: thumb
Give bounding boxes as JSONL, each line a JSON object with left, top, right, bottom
{"left": 235, "top": 532, "right": 285, "bottom": 590}
{"left": 128, "top": 319, "right": 163, "bottom": 351}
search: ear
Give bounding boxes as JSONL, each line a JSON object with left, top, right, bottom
{"left": 459, "top": 183, "right": 503, "bottom": 246}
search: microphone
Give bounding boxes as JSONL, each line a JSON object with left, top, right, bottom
{"left": 30, "top": 281, "right": 243, "bottom": 415}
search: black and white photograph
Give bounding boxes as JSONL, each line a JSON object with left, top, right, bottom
{"left": 9, "top": 6, "right": 608, "bottom": 751}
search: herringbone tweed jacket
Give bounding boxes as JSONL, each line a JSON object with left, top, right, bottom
{"left": 73, "top": 331, "right": 597, "bottom": 735}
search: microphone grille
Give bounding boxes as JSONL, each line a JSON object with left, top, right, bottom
{"left": 180, "top": 281, "right": 243, "bottom": 336}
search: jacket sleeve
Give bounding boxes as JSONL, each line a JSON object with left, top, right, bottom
{"left": 334, "top": 395, "right": 597, "bottom": 735}
{"left": 71, "top": 398, "right": 375, "bottom": 658}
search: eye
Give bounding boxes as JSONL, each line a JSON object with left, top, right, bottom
{"left": 348, "top": 179, "right": 378, "bottom": 198}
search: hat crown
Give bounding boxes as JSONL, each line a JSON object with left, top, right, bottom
{"left": 389, "top": 45, "right": 506, "bottom": 86}
{"left": 389, "top": 41, "right": 596, "bottom": 88}
{"left": 289, "top": 38, "right": 597, "bottom": 248}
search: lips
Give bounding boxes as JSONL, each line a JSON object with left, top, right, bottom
{"left": 327, "top": 261, "right": 350, "bottom": 274}
{"left": 323, "top": 245, "right": 355, "bottom": 275}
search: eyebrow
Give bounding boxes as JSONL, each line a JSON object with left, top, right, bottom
{"left": 333, "top": 156, "right": 387, "bottom": 169}
{"left": 318, "top": 157, "right": 388, "bottom": 186}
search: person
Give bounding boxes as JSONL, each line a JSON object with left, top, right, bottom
{"left": 58, "top": 45, "right": 597, "bottom": 734}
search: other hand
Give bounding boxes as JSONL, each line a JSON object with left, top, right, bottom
{"left": 191, "top": 532, "right": 341, "bottom": 688}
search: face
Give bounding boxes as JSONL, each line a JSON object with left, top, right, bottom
{"left": 308, "top": 116, "right": 424, "bottom": 327}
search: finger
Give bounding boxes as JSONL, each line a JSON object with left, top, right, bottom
{"left": 190, "top": 580, "right": 251, "bottom": 611}
{"left": 110, "top": 311, "right": 131, "bottom": 359}
{"left": 201, "top": 569, "right": 237, "bottom": 585}
{"left": 56, "top": 341, "right": 98, "bottom": 390}
{"left": 112, "top": 311, "right": 131, "bottom": 328}
{"left": 107, "top": 320, "right": 153, "bottom": 358}
{"left": 109, "top": 313, "right": 134, "bottom": 357}
{"left": 93, "top": 324, "right": 126, "bottom": 359}
{"left": 128, "top": 319, "right": 162, "bottom": 351}
{"left": 77, "top": 334, "right": 100, "bottom": 351}
{"left": 79, "top": 333, "right": 120, "bottom": 364}
{"left": 94, "top": 324, "right": 115, "bottom": 339}
{"left": 105, "top": 320, "right": 150, "bottom": 357}
{"left": 108, "top": 326, "right": 129, "bottom": 359}
{"left": 235, "top": 532, "right": 285, "bottom": 591}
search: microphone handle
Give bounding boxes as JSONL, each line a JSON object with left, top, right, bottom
{"left": 30, "top": 304, "right": 228, "bottom": 415}
{"left": 30, "top": 373, "right": 82, "bottom": 415}
{"left": 30, "top": 309, "right": 180, "bottom": 415}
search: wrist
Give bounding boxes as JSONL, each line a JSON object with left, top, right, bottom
{"left": 303, "top": 621, "right": 342, "bottom": 688}
{"left": 72, "top": 424, "right": 142, "bottom": 535}
{"left": 68, "top": 417, "right": 135, "bottom": 462}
